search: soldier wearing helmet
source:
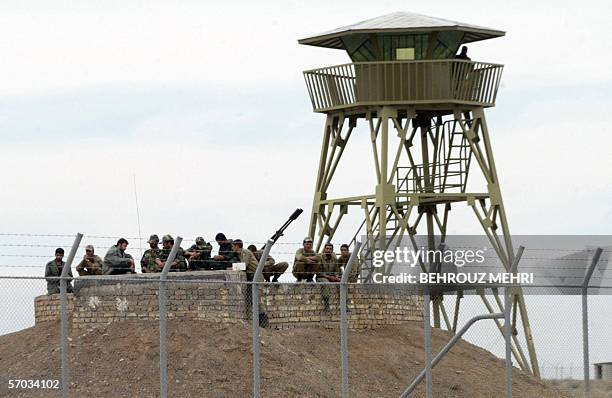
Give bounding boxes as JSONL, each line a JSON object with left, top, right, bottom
{"left": 141, "top": 234, "right": 161, "bottom": 273}
{"left": 185, "top": 236, "right": 213, "bottom": 270}
{"left": 155, "top": 234, "right": 187, "bottom": 272}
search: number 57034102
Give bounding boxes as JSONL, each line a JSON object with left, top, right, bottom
{"left": 8, "top": 379, "right": 59, "bottom": 389}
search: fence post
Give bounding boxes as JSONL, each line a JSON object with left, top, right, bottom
{"left": 252, "top": 239, "right": 274, "bottom": 398}
{"left": 159, "top": 236, "right": 182, "bottom": 398}
{"left": 505, "top": 246, "right": 525, "bottom": 398}
{"left": 60, "top": 233, "right": 83, "bottom": 398}
{"left": 401, "top": 312, "right": 504, "bottom": 398}
{"left": 423, "top": 286, "right": 433, "bottom": 398}
{"left": 582, "top": 247, "right": 603, "bottom": 398}
{"left": 340, "top": 241, "right": 362, "bottom": 398}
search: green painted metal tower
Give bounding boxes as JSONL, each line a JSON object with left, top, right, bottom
{"left": 299, "top": 11, "right": 540, "bottom": 377}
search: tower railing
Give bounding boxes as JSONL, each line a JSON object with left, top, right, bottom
{"left": 303, "top": 60, "right": 503, "bottom": 112}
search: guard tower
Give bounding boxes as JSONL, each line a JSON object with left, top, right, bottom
{"left": 299, "top": 11, "right": 540, "bottom": 377}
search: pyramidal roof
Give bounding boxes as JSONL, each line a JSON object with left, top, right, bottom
{"left": 298, "top": 11, "right": 505, "bottom": 49}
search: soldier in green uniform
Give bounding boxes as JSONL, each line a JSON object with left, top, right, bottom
{"left": 76, "top": 245, "right": 104, "bottom": 276}
{"left": 231, "top": 239, "right": 259, "bottom": 281}
{"left": 155, "top": 234, "right": 187, "bottom": 272}
{"left": 211, "top": 232, "right": 239, "bottom": 270}
{"left": 45, "top": 248, "right": 73, "bottom": 294}
{"left": 338, "top": 244, "right": 360, "bottom": 283}
{"left": 316, "top": 243, "right": 341, "bottom": 282}
{"left": 317, "top": 243, "right": 341, "bottom": 311}
{"left": 185, "top": 237, "right": 213, "bottom": 271}
{"left": 292, "top": 237, "right": 321, "bottom": 282}
{"left": 247, "top": 244, "right": 288, "bottom": 282}
{"left": 141, "top": 234, "right": 161, "bottom": 273}
{"left": 233, "top": 239, "right": 268, "bottom": 324}
{"left": 103, "top": 238, "right": 135, "bottom": 275}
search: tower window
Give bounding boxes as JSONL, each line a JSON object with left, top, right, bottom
{"left": 396, "top": 48, "right": 415, "bottom": 60}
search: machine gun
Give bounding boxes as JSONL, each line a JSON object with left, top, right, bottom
{"left": 266, "top": 208, "right": 303, "bottom": 247}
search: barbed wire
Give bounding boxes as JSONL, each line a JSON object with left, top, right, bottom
{"left": 0, "top": 233, "right": 306, "bottom": 244}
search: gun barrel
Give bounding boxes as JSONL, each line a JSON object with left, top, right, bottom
{"left": 289, "top": 208, "right": 303, "bottom": 221}
{"left": 269, "top": 208, "right": 303, "bottom": 243}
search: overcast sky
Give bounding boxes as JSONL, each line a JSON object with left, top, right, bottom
{"left": 0, "top": 0, "right": 611, "bottom": 375}
{"left": 0, "top": 0, "right": 611, "bottom": 243}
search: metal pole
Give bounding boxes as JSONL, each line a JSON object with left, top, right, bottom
{"left": 423, "top": 288, "right": 433, "bottom": 398}
{"left": 340, "top": 242, "right": 362, "bottom": 398}
{"left": 505, "top": 246, "right": 524, "bottom": 398}
{"left": 401, "top": 312, "right": 504, "bottom": 398}
{"left": 159, "top": 236, "right": 182, "bottom": 398}
{"left": 252, "top": 239, "right": 274, "bottom": 398}
{"left": 60, "top": 233, "right": 83, "bottom": 398}
{"left": 582, "top": 247, "right": 603, "bottom": 398}
{"left": 504, "top": 286, "right": 512, "bottom": 398}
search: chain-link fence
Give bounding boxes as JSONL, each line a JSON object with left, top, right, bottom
{"left": 0, "top": 235, "right": 610, "bottom": 397}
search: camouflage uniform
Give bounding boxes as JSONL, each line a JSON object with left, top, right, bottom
{"left": 141, "top": 247, "right": 161, "bottom": 273}
{"left": 76, "top": 254, "right": 104, "bottom": 276}
{"left": 158, "top": 246, "right": 187, "bottom": 272}
{"left": 211, "top": 240, "right": 240, "bottom": 270}
{"left": 103, "top": 245, "right": 135, "bottom": 275}
{"left": 292, "top": 248, "right": 321, "bottom": 282}
{"left": 186, "top": 237, "right": 213, "bottom": 271}
{"left": 253, "top": 249, "right": 288, "bottom": 282}
{"left": 45, "top": 259, "right": 73, "bottom": 295}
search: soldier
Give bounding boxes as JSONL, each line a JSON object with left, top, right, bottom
{"left": 455, "top": 46, "right": 471, "bottom": 60}
{"left": 317, "top": 243, "right": 341, "bottom": 282}
{"left": 234, "top": 239, "right": 267, "bottom": 324}
{"left": 247, "top": 244, "right": 288, "bottom": 282}
{"left": 292, "top": 237, "right": 321, "bottom": 282}
{"left": 45, "top": 248, "right": 73, "bottom": 294}
{"left": 231, "top": 239, "right": 259, "bottom": 281}
{"left": 141, "top": 234, "right": 161, "bottom": 273}
{"left": 338, "top": 244, "right": 360, "bottom": 283}
{"left": 76, "top": 244, "right": 103, "bottom": 276}
{"left": 317, "top": 243, "right": 341, "bottom": 311}
{"left": 211, "top": 232, "right": 239, "bottom": 270}
{"left": 103, "top": 238, "right": 135, "bottom": 275}
{"left": 185, "top": 237, "right": 213, "bottom": 271}
{"left": 155, "top": 234, "right": 187, "bottom": 272}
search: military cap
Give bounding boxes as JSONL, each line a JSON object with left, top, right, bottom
{"left": 303, "top": 237, "right": 313, "bottom": 243}
{"left": 148, "top": 234, "right": 160, "bottom": 243}
{"left": 195, "top": 237, "right": 205, "bottom": 245}
{"left": 162, "top": 234, "right": 174, "bottom": 242}
{"left": 85, "top": 244, "right": 94, "bottom": 251}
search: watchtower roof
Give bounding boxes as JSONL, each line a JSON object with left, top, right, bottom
{"left": 298, "top": 11, "right": 505, "bottom": 49}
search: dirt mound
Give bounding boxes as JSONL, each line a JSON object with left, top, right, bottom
{"left": 0, "top": 320, "right": 570, "bottom": 397}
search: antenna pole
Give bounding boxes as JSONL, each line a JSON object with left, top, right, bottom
{"left": 133, "top": 174, "right": 143, "bottom": 258}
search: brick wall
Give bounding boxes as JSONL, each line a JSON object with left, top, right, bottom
{"left": 34, "top": 271, "right": 422, "bottom": 330}
{"left": 34, "top": 294, "right": 75, "bottom": 323}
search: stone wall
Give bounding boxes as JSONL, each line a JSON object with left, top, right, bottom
{"left": 34, "top": 271, "right": 422, "bottom": 329}
{"left": 35, "top": 294, "right": 74, "bottom": 323}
